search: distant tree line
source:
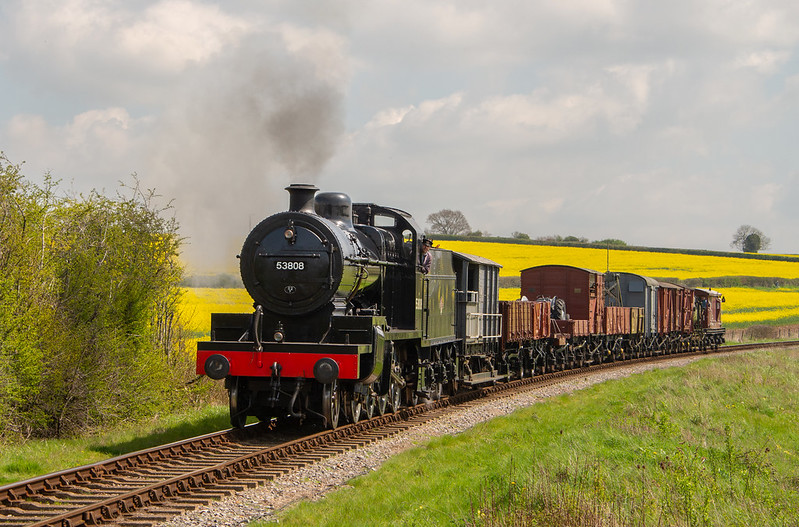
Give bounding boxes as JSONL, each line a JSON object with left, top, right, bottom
{"left": 428, "top": 211, "right": 779, "bottom": 256}
{"left": 425, "top": 209, "right": 628, "bottom": 247}
{"left": 0, "top": 153, "right": 188, "bottom": 439}
{"left": 531, "top": 234, "right": 627, "bottom": 246}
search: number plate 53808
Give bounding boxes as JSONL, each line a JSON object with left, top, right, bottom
{"left": 276, "top": 261, "right": 305, "bottom": 270}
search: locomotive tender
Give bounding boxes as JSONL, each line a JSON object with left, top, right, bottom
{"left": 197, "top": 185, "right": 724, "bottom": 428}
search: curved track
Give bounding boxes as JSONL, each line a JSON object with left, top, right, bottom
{"left": 1, "top": 341, "right": 795, "bottom": 527}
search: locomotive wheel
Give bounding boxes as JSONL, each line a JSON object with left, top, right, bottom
{"left": 376, "top": 394, "right": 388, "bottom": 415}
{"left": 364, "top": 391, "right": 377, "bottom": 420}
{"left": 388, "top": 380, "right": 402, "bottom": 412}
{"left": 229, "top": 382, "right": 249, "bottom": 429}
{"left": 322, "top": 380, "right": 341, "bottom": 429}
{"left": 348, "top": 395, "right": 362, "bottom": 424}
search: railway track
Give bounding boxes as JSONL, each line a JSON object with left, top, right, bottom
{"left": 1, "top": 341, "right": 795, "bottom": 527}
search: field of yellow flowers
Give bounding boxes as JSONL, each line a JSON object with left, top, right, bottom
{"left": 180, "top": 287, "right": 252, "bottom": 338}
{"left": 436, "top": 240, "right": 799, "bottom": 281}
{"left": 436, "top": 240, "right": 799, "bottom": 327}
{"left": 180, "top": 241, "right": 799, "bottom": 340}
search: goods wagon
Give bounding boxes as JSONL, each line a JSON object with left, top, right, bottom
{"left": 693, "top": 288, "right": 725, "bottom": 349}
{"left": 605, "top": 272, "right": 659, "bottom": 337}
{"left": 520, "top": 265, "right": 604, "bottom": 334}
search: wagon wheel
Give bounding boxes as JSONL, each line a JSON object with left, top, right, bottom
{"left": 419, "top": 382, "right": 442, "bottom": 403}
{"left": 229, "top": 382, "right": 249, "bottom": 429}
{"left": 567, "top": 351, "right": 576, "bottom": 370}
{"left": 322, "top": 380, "right": 341, "bottom": 429}
{"left": 410, "top": 388, "right": 419, "bottom": 407}
{"left": 447, "top": 377, "right": 459, "bottom": 395}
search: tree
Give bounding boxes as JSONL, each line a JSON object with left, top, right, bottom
{"left": 730, "top": 225, "right": 771, "bottom": 253}
{"left": 512, "top": 231, "right": 530, "bottom": 240}
{"left": 0, "top": 153, "right": 186, "bottom": 438}
{"left": 563, "top": 235, "right": 588, "bottom": 243}
{"left": 426, "top": 209, "right": 471, "bottom": 236}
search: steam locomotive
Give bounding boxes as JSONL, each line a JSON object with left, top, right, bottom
{"left": 196, "top": 185, "right": 724, "bottom": 428}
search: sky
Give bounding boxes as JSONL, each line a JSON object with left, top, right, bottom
{"left": 2, "top": 0, "right": 799, "bottom": 272}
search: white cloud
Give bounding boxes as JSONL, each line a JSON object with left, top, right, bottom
{"left": 367, "top": 106, "right": 415, "bottom": 128}
{"left": 733, "top": 50, "right": 791, "bottom": 74}
{"left": 118, "top": 0, "right": 252, "bottom": 72}
{"left": 6, "top": 108, "right": 151, "bottom": 186}
{"left": 3, "top": 0, "right": 254, "bottom": 97}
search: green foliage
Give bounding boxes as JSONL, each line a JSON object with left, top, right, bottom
{"left": 744, "top": 233, "right": 762, "bottom": 253}
{"left": 534, "top": 234, "right": 589, "bottom": 243}
{"left": 594, "top": 238, "right": 628, "bottom": 247}
{"left": 731, "top": 224, "right": 771, "bottom": 253}
{"left": 0, "top": 153, "right": 185, "bottom": 439}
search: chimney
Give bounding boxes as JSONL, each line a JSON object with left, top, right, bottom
{"left": 285, "top": 184, "right": 319, "bottom": 213}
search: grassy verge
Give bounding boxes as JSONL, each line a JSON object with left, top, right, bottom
{"left": 0, "top": 404, "right": 229, "bottom": 486}
{"left": 261, "top": 348, "right": 799, "bottom": 526}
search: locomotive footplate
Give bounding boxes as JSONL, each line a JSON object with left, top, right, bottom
{"left": 197, "top": 341, "right": 370, "bottom": 380}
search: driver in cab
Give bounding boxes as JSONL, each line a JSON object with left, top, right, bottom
{"left": 419, "top": 238, "right": 433, "bottom": 274}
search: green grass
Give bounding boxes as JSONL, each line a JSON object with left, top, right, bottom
{"left": 261, "top": 349, "right": 799, "bottom": 526}
{"left": 0, "top": 404, "right": 229, "bottom": 486}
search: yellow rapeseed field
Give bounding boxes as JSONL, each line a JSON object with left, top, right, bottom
{"left": 719, "top": 287, "right": 799, "bottom": 326}
{"left": 436, "top": 240, "right": 799, "bottom": 280}
{"left": 180, "top": 287, "right": 252, "bottom": 338}
{"left": 437, "top": 241, "right": 799, "bottom": 327}
{"left": 180, "top": 242, "right": 799, "bottom": 336}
